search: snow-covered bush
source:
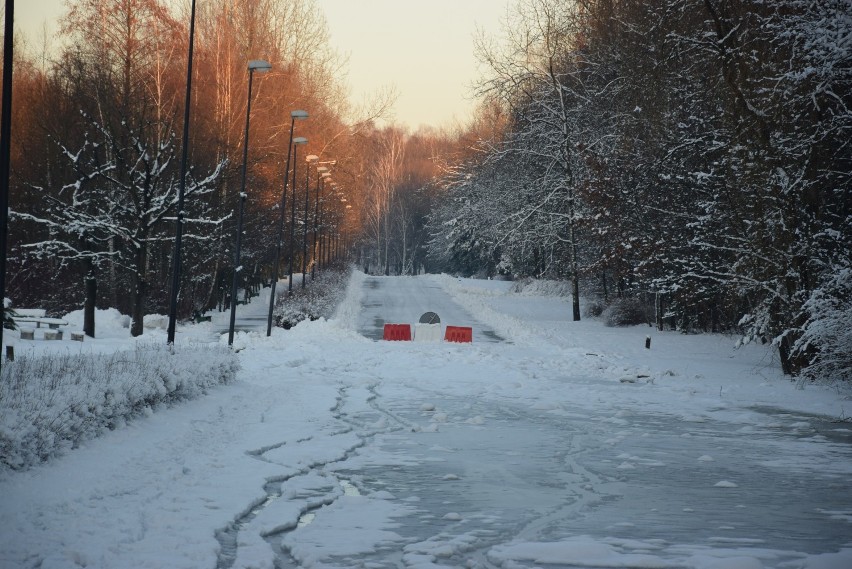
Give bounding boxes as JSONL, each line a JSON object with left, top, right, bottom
{"left": 583, "top": 298, "right": 605, "bottom": 318}
{"left": 509, "top": 277, "right": 573, "bottom": 297}
{"left": 274, "top": 268, "right": 352, "bottom": 329}
{"left": 3, "top": 298, "right": 17, "bottom": 331}
{"left": 601, "top": 298, "right": 650, "bottom": 327}
{"left": 793, "top": 268, "right": 852, "bottom": 383}
{"left": 0, "top": 344, "right": 240, "bottom": 471}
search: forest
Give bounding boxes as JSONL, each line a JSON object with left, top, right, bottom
{"left": 2, "top": 0, "right": 850, "bottom": 381}
{"left": 427, "top": 0, "right": 852, "bottom": 381}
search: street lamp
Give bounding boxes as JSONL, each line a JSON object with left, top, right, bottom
{"left": 0, "top": 0, "right": 13, "bottom": 368}
{"left": 166, "top": 0, "right": 197, "bottom": 346}
{"left": 228, "top": 59, "right": 271, "bottom": 346}
{"left": 321, "top": 183, "right": 337, "bottom": 268}
{"left": 302, "top": 155, "right": 318, "bottom": 288}
{"left": 266, "top": 110, "right": 308, "bottom": 337}
{"left": 287, "top": 137, "right": 308, "bottom": 295}
{"left": 312, "top": 170, "right": 331, "bottom": 279}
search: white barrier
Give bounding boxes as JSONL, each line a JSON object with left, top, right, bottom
{"left": 413, "top": 323, "right": 442, "bottom": 343}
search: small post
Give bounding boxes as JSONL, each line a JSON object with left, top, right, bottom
{"left": 5, "top": 345, "right": 13, "bottom": 361}
{"left": 645, "top": 336, "right": 651, "bottom": 349}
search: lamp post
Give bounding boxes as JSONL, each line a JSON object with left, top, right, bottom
{"left": 227, "top": 59, "right": 271, "bottom": 346}
{"left": 266, "top": 110, "right": 308, "bottom": 336}
{"left": 320, "top": 183, "right": 336, "bottom": 268}
{"left": 0, "top": 0, "right": 13, "bottom": 368}
{"left": 312, "top": 170, "right": 330, "bottom": 280}
{"left": 302, "top": 155, "right": 318, "bottom": 288}
{"left": 287, "top": 137, "right": 307, "bottom": 294}
{"left": 166, "top": 0, "right": 197, "bottom": 346}
{"left": 330, "top": 190, "right": 350, "bottom": 265}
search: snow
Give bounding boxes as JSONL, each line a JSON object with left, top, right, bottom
{"left": 1, "top": 272, "right": 851, "bottom": 568}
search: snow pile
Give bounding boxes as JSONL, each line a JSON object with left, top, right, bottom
{"left": 0, "top": 344, "right": 239, "bottom": 471}
{"left": 62, "top": 307, "right": 131, "bottom": 334}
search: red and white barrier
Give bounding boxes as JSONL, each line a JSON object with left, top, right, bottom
{"left": 444, "top": 326, "right": 473, "bottom": 343}
{"left": 414, "top": 323, "right": 442, "bottom": 342}
{"left": 382, "top": 323, "right": 412, "bottom": 341}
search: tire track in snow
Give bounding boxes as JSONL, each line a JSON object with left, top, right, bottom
{"left": 215, "top": 387, "right": 366, "bottom": 569}
{"left": 216, "top": 381, "right": 411, "bottom": 568}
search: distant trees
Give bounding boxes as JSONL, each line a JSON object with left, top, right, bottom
{"left": 427, "top": 0, "right": 852, "bottom": 381}
{"left": 346, "top": 124, "right": 454, "bottom": 277}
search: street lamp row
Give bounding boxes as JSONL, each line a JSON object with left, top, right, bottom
{"left": 265, "top": 106, "right": 308, "bottom": 337}
{"left": 227, "top": 59, "right": 273, "bottom": 346}
{"left": 165, "top": 20, "right": 347, "bottom": 347}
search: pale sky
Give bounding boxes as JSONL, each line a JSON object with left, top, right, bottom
{"left": 318, "top": 0, "right": 508, "bottom": 129}
{"left": 17, "top": 0, "right": 508, "bottom": 130}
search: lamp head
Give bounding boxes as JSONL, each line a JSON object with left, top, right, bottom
{"left": 293, "top": 137, "right": 308, "bottom": 146}
{"left": 306, "top": 154, "right": 319, "bottom": 163}
{"left": 291, "top": 110, "right": 309, "bottom": 120}
{"left": 248, "top": 59, "right": 272, "bottom": 72}
{"left": 316, "top": 166, "right": 329, "bottom": 173}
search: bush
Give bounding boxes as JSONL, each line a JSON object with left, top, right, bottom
{"left": 509, "top": 277, "right": 573, "bottom": 297}
{"left": 601, "top": 297, "right": 650, "bottom": 327}
{"left": 583, "top": 298, "right": 606, "bottom": 318}
{"left": 274, "top": 267, "right": 352, "bottom": 329}
{"left": 793, "top": 267, "right": 852, "bottom": 383}
{"left": 0, "top": 344, "right": 240, "bottom": 471}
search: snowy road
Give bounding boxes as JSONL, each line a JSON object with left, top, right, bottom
{"left": 2, "top": 273, "right": 851, "bottom": 568}
{"left": 356, "top": 275, "right": 503, "bottom": 342}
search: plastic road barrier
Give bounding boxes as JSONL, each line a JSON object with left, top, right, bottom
{"left": 414, "top": 323, "right": 442, "bottom": 342}
{"left": 383, "top": 323, "right": 412, "bottom": 341}
{"left": 444, "top": 325, "right": 473, "bottom": 343}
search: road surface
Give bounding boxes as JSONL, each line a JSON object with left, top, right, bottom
{"left": 356, "top": 275, "right": 503, "bottom": 342}
{"left": 2, "top": 274, "right": 850, "bottom": 569}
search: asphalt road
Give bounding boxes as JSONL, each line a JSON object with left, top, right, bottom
{"left": 355, "top": 275, "right": 503, "bottom": 342}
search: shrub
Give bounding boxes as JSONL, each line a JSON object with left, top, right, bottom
{"left": 274, "top": 267, "right": 352, "bottom": 329}
{"left": 601, "top": 297, "right": 651, "bottom": 327}
{"left": 509, "top": 277, "right": 573, "bottom": 297}
{"left": 793, "top": 267, "right": 852, "bottom": 383}
{"left": 0, "top": 344, "right": 239, "bottom": 471}
{"left": 583, "top": 298, "right": 606, "bottom": 318}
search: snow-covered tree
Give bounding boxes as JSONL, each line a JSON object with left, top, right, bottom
{"left": 15, "top": 112, "right": 225, "bottom": 337}
{"left": 430, "top": 0, "right": 851, "bottom": 380}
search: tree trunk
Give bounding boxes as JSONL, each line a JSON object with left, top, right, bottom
{"left": 656, "top": 292, "right": 664, "bottom": 331}
{"left": 109, "top": 236, "right": 118, "bottom": 307}
{"left": 84, "top": 262, "right": 97, "bottom": 338}
{"left": 130, "top": 248, "right": 147, "bottom": 337}
{"left": 779, "top": 330, "right": 809, "bottom": 377}
{"left": 572, "top": 274, "right": 581, "bottom": 321}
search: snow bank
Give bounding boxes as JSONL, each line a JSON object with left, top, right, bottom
{"left": 62, "top": 307, "right": 131, "bottom": 335}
